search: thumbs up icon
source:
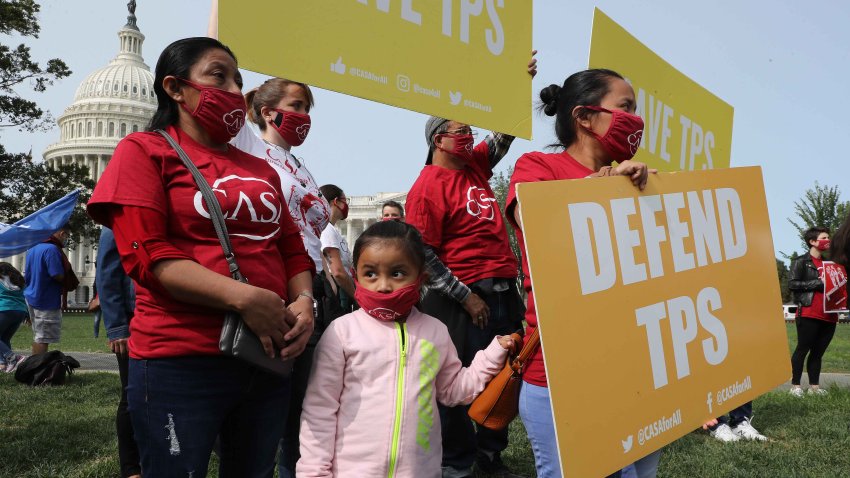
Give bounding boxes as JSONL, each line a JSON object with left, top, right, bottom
{"left": 330, "top": 57, "right": 347, "bottom": 75}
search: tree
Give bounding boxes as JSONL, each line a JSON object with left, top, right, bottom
{"left": 490, "top": 167, "right": 523, "bottom": 283}
{"left": 776, "top": 257, "right": 791, "bottom": 303}
{"left": 0, "top": 147, "right": 96, "bottom": 245}
{"left": 0, "top": 0, "right": 71, "bottom": 131}
{"left": 0, "top": 1, "right": 95, "bottom": 245}
{"left": 787, "top": 182, "right": 850, "bottom": 248}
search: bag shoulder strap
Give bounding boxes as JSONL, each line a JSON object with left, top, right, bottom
{"left": 155, "top": 129, "right": 246, "bottom": 283}
{"left": 511, "top": 327, "right": 540, "bottom": 374}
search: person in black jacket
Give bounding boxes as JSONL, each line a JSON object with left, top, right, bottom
{"left": 788, "top": 226, "right": 838, "bottom": 397}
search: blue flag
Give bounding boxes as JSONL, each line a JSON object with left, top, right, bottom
{"left": 0, "top": 190, "right": 80, "bottom": 258}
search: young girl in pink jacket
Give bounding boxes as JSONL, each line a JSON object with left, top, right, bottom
{"left": 297, "top": 221, "right": 515, "bottom": 477}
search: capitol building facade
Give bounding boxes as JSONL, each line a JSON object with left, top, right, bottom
{"left": 6, "top": 8, "right": 405, "bottom": 307}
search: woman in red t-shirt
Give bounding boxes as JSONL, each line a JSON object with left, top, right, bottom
{"left": 505, "top": 69, "right": 654, "bottom": 478}
{"left": 87, "top": 37, "right": 315, "bottom": 477}
{"left": 789, "top": 226, "right": 838, "bottom": 397}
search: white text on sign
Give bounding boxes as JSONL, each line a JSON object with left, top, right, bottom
{"left": 355, "top": 0, "right": 506, "bottom": 55}
{"left": 569, "top": 188, "right": 747, "bottom": 295}
{"left": 568, "top": 187, "right": 748, "bottom": 389}
{"left": 634, "top": 85, "right": 718, "bottom": 171}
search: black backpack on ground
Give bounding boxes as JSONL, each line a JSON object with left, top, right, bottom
{"left": 14, "top": 351, "right": 81, "bottom": 386}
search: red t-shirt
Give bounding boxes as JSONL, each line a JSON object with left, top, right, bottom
{"left": 405, "top": 141, "right": 517, "bottom": 284}
{"left": 506, "top": 150, "right": 595, "bottom": 386}
{"left": 88, "top": 126, "right": 314, "bottom": 359}
{"left": 799, "top": 255, "right": 838, "bottom": 323}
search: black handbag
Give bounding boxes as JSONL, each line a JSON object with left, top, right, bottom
{"left": 157, "top": 130, "right": 293, "bottom": 377}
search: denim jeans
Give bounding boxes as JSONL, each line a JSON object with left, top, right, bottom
{"left": 520, "top": 382, "right": 662, "bottom": 478}
{"left": 620, "top": 450, "right": 662, "bottom": 478}
{"left": 93, "top": 310, "right": 102, "bottom": 338}
{"left": 519, "top": 381, "right": 562, "bottom": 477}
{"left": 128, "top": 356, "right": 289, "bottom": 478}
{"left": 0, "top": 310, "right": 26, "bottom": 362}
{"left": 116, "top": 352, "right": 141, "bottom": 478}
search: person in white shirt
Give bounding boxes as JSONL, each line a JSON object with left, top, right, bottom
{"left": 319, "top": 185, "right": 357, "bottom": 322}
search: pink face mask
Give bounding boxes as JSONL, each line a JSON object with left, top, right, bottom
{"left": 178, "top": 78, "right": 246, "bottom": 143}
{"left": 816, "top": 239, "right": 831, "bottom": 251}
{"left": 437, "top": 133, "right": 475, "bottom": 161}
{"left": 354, "top": 279, "right": 422, "bottom": 321}
{"left": 271, "top": 110, "right": 311, "bottom": 147}
{"left": 582, "top": 106, "right": 644, "bottom": 163}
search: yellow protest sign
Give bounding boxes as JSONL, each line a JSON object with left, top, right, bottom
{"left": 516, "top": 167, "right": 788, "bottom": 477}
{"left": 589, "top": 9, "right": 734, "bottom": 171}
{"left": 219, "top": 0, "right": 533, "bottom": 139}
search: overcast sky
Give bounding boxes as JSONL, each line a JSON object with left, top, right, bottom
{"left": 3, "top": 0, "right": 849, "bottom": 260}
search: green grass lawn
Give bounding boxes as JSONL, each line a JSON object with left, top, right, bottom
{"left": 1, "top": 372, "right": 848, "bottom": 478}
{"left": 3, "top": 318, "right": 849, "bottom": 477}
{"left": 11, "top": 312, "right": 112, "bottom": 354}
{"left": 13, "top": 316, "right": 850, "bottom": 374}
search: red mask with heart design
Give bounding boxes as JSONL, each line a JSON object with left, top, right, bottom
{"left": 582, "top": 106, "right": 644, "bottom": 163}
{"left": 271, "top": 110, "right": 311, "bottom": 147}
{"left": 178, "top": 78, "right": 246, "bottom": 143}
{"left": 437, "top": 133, "right": 475, "bottom": 162}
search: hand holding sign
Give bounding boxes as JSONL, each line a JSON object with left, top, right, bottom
{"left": 823, "top": 261, "right": 848, "bottom": 313}
{"left": 517, "top": 167, "right": 789, "bottom": 477}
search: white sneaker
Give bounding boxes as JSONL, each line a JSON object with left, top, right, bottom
{"left": 709, "top": 423, "right": 740, "bottom": 442}
{"left": 807, "top": 388, "right": 828, "bottom": 396}
{"left": 4, "top": 354, "right": 25, "bottom": 373}
{"left": 732, "top": 418, "right": 768, "bottom": 441}
{"left": 789, "top": 387, "right": 804, "bottom": 398}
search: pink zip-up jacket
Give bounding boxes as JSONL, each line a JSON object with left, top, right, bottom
{"left": 297, "top": 307, "right": 508, "bottom": 478}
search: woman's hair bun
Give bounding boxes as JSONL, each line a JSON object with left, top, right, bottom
{"left": 539, "top": 84, "right": 561, "bottom": 116}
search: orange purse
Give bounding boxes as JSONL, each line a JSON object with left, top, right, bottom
{"left": 468, "top": 328, "right": 540, "bottom": 430}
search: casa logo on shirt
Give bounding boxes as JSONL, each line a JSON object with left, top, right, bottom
{"left": 465, "top": 186, "right": 497, "bottom": 221}
{"left": 193, "top": 175, "right": 282, "bottom": 240}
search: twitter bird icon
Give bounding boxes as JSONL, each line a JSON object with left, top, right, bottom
{"left": 621, "top": 435, "right": 633, "bottom": 453}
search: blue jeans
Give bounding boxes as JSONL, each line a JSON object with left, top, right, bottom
{"left": 519, "top": 382, "right": 662, "bottom": 478}
{"left": 93, "top": 310, "right": 102, "bottom": 338}
{"left": 128, "top": 356, "right": 289, "bottom": 478}
{"left": 0, "top": 310, "right": 26, "bottom": 362}
{"left": 519, "top": 381, "right": 562, "bottom": 478}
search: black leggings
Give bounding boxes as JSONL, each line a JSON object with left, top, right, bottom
{"left": 791, "top": 317, "right": 837, "bottom": 386}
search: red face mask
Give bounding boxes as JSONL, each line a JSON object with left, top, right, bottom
{"left": 336, "top": 199, "right": 349, "bottom": 220}
{"left": 354, "top": 279, "right": 422, "bottom": 321}
{"left": 178, "top": 78, "right": 246, "bottom": 143}
{"left": 437, "top": 133, "right": 475, "bottom": 161}
{"left": 271, "top": 110, "right": 311, "bottom": 147}
{"left": 816, "top": 239, "right": 831, "bottom": 251}
{"left": 582, "top": 106, "right": 644, "bottom": 163}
